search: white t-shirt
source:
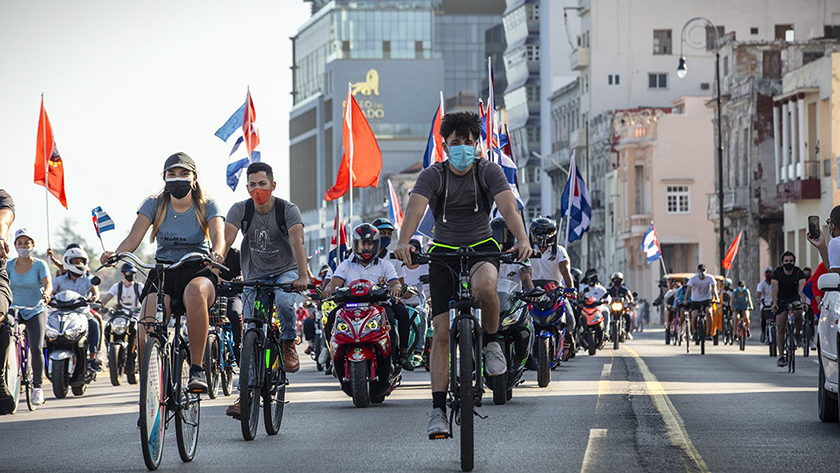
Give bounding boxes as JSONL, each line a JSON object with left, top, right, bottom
{"left": 107, "top": 281, "right": 145, "bottom": 309}
{"left": 756, "top": 280, "right": 773, "bottom": 308}
{"left": 530, "top": 244, "right": 569, "bottom": 284}
{"left": 828, "top": 235, "right": 840, "bottom": 269}
{"left": 498, "top": 261, "right": 530, "bottom": 285}
{"left": 687, "top": 274, "right": 716, "bottom": 302}
{"left": 333, "top": 257, "right": 399, "bottom": 286}
{"left": 581, "top": 283, "right": 609, "bottom": 303}
{"left": 402, "top": 264, "right": 428, "bottom": 306}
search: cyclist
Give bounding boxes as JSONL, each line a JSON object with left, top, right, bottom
{"left": 607, "top": 272, "right": 634, "bottom": 339}
{"left": 684, "top": 264, "right": 717, "bottom": 342}
{"left": 323, "top": 223, "right": 411, "bottom": 370}
{"left": 0, "top": 191, "right": 16, "bottom": 414}
{"left": 392, "top": 110, "right": 532, "bottom": 438}
{"left": 770, "top": 251, "right": 806, "bottom": 367}
{"left": 662, "top": 279, "right": 679, "bottom": 330}
{"left": 101, "top": 263, "right": 144, "bottom": 311}
{"left": 756, "top": 266, "right": 774, "bottom": 343}
{"left": 731, "top": 280, "right": 753, "bottom": 339}
{"left": 672, "top": 278, "right": 690, "bottom": 331}
{"left": 6, "top": 228, "right": 51, "bottom": 406}
{"left": 529, "top": 216, "right": 576, "bottom": 350}
{"left": 53, "top": 247, "right": 104, "bottom": 372}
{"left": 100, "top": 152, "right": 225, "bottom": 392}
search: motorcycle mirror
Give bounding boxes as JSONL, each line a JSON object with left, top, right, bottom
{"left": 90, "top": 276, "right": 102, "bottom": 286}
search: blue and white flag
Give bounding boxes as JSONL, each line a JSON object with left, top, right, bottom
{"left": 641, "top": 224, "right": 662, "bottom": 264}
{"left": 560, "top": 152, "right": 591, "bottom": 244}
{"left": 91, "top": 206, "right": 115, "bottom": 237}
{"left": 215, "top": 92, "right": 261, "bottom": 191}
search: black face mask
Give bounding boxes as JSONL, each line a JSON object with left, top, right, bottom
{"left": 783, "top": 263, "right": 794, "bottom": 271}
{"left": 124, "top": 273, "right": 135, "bottom": 282}
{"left": 165, "top": 179, "right": 192, "bottom": 199}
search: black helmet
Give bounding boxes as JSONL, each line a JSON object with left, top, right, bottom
{"left": 584, "top": 268, "right": 599, "bottom": 284}
{"left": 570, "top": 267, "right": 583, "bottom": 284}
{"left": 351, "top": 223, "right": 381, "bottom": 264}
{"left": 490, "top": 217, "right": 515, "bottom": 251}
{"left": 529, "top": 216, "right": 558, "bottom": 248}
{"left": 120, "top": 263, "right": 136, "bottom": 274}
{"left": 371, "top": 218, "right": 395, "bottom": 232}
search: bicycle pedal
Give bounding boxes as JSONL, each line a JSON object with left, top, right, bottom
{"left": 473, "top": 409, "right": 487, "bottom": 420}
{"left": 429, "top": 433, "right": 451, "bottom": 440}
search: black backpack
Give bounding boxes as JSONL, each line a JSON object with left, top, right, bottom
{"left": 117, "top": 282, "right": 141, "bottom": 308}
{"left": 241, "top": 197, "right": 288, "bottom": 237}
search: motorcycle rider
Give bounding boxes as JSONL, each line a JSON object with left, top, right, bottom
{"left": 6, "top": 228, "right": 52, "bottom": 406}
{"left": 52, "top": 247, "right": 103, "bottom": 372}
{"left": 101, "top": 263, "right": 144, "bottom": 310}
{"left": 580, "top": 269, "right": 611, "bottom": 336}
{"left": 528, "top": 216, "right": 576, "bottom": 351}
{"left": 771, "top": 251, "right": 806, "bottom": 367}
{"left": 0, "top": 190, "right": 14, "bottom": 414}
{"left": 684, "top": 264, "right": 718, "bottom": 341}
{"left": 607, "top": 272, "right": 634, "bottom": 339}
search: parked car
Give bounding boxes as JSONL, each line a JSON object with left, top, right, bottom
{"left": 816, "top": 272, "right": 840, "bottom": 422}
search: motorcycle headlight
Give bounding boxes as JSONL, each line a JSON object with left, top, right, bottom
{"left": 111, "top": 317, "right": 128, "bottom": 335}
{"left": 501, "top": 310, "right": 521, "bottom": 329}
{"left": 361, "top": 314, "right": 383, "bottom": 336}
{"left": 45, "top": 327, "right": 59, "bottom": 340}
{"left": 611, "top": 302, "right": 623, "bottom": 312}
{"left": 64, "top": 323, "right": 84, "bottom": 340}
{"left": 336, "top": 321, "right": 352, "bottom": 336}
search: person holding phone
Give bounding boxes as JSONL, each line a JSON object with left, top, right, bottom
{"left": 808, "top": 206, "right": 840, "bottom": 275}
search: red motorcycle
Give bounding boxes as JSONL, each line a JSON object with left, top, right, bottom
{"left": 581, "top": 295, "right": 608, "bottom": 356}
{"left": 328, "top": 280, "right": 400, "bottom": 408}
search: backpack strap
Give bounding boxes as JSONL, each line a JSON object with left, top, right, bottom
{"left": 240, "top": 198, "right": 288, "bottom": 238}
{"left": 432, "top": 163, "right": 448, "bottom": 221}
{"left": 133, "top": 283, "right": 141, "bottom": 302}
{"left": 431, "top": 161, "right": 493, "bottom": 221}
{"left": 241, "top": 199, "right": 256, "bottom": 235}
{"left": 117, "top": 282, "right": 122, "bottom": 302}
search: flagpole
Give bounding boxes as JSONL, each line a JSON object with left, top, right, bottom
{"left": 347, "top": 83, "right": 354, "bottom": 229}
{"left": 41, "top": 93, "right": 52, "bottom": 249}
{"left": 564, "top": 152, "right": 576, "bottom": 248}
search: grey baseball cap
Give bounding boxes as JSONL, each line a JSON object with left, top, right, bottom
{"left": 163, "top": 152, "right": 197, "bottom": 173}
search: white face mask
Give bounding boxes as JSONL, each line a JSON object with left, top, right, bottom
{"left": 16, "top": 248, "right": 32, "bottom": 258}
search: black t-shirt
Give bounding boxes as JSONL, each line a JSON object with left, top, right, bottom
{"left": 0, "top": 189, "right": 15, "bottom": 304}
{"left": 218, "top": 248, "right": 242, "bottom": 298}
{"left": 772, "top": 266, "right": 805, "bottom": 302}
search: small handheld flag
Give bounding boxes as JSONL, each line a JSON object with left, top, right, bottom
{"left": 91, "top": 206, "right": 115, "bottom": 251}
{"left": 641, "top": 224, "right": 662, "bottom": 264}
{"left": 387, "top": 180, "right": 404, "bottom": 230}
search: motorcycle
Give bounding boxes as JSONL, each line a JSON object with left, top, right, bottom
{"left": 485, "top": 278, "right": 534, "bottom": 404}
{"left": 580, "top": 295, "right": 608, "bottom": 356}
{"left": 328, "top": 280, "right": 401, "bottom": 408}
{"left": 45, "top": 290, "right": 97, "bottom": 398}
{"left": 609, "top": 298, "right": 631, "bottom": 350}
{"left": 104, "top": 306, "right": 139, "bottom": 386}
{"left": 524, "top": 280, "right": 575, "bottom": 388}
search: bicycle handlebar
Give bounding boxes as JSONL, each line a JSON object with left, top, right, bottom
{"left": 220, "top": 281, "right": 318, "bottom": 294}
{"left": 390, "top": 249, "right": 540, "bottom": 266}
{"left": 97, "top": 251, "right": 229, "bottom": 273}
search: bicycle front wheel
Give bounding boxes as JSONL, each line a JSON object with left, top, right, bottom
{"left": 263, "top": 340, "right": 285, "bottom": 435}
{"left": 140, "top": 337, "right": 166, "bottom": 471}
{"left": 175, "top": 348, "right": 200, "bottom": 463}
{"left": 788, "top": 324, "right": 796, "bottom": 373}
{"left": 699, "top": 319, "right": 706, "bottom": 355}
{"left": 240, "top": 330, "right": 262, "bottom": 440}
{"left": 458, "top": 317, "right": 474, "bottom": 472}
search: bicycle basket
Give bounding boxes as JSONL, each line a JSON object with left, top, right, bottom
{"left": 209, "top": 297, "right": 229, "bottom": 325}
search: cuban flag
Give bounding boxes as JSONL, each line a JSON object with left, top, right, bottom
{"left": 560, "top": 152, "right": 591, "bottom": 244}
{"left": 387, "top": 180, "right": 404, "bottom": 230}
{"left": 640, "top": 224, "right": 662, "bottom": 264}
{"left": 91, "top": 206, "right": 115, "bottom": 238}
{"left": 422, "top": 92, "right": 446, "bottom": 168}
{"left": 328, "top": 205, "right": 348, "bottom": 271}
{"left": 480, "top": 107, "right": 524, "bottom": 211}
{"left": 215, "top": 89, "right": 262, "bottom": 191}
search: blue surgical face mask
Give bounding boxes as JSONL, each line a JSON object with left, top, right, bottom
{"left": 447, "top": 145, "right": 475, "bottom": 171}
{"left": 380, "top": 236, "right": 392, "bottom": 250}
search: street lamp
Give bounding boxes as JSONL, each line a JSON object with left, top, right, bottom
{"left": 677, "top": 16, "right": 726, "bottom": 276}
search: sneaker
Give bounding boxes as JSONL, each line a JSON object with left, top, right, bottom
{"left": 760, "top": 332, "right": 766, "bottom": 344}
{"left": 626, "top": 333, "right": 634, "bottom": 340}
{"left": 32, "top": 388, "right": 45, "bottom": 406}
{"left": 525, "top": 356, "right": 539, "bottom": 371}
{"left": 483, "top": 341, "right": 507, "bottom": 377}
{"left": 400, "top": 355, "right": 415, "bottom": 372}
{"left": 318, "top": 347, "right": 329, "bottom": 365}
{"left": 0, "top": 394, "right": 15, "bottom": 415}
{"left": 89, "top": 358, "right": 102, "bottom": 372}
{"left": 777, "top": 356, "right": 786, "bottom": 367}
{"left": 427, "top": 408, "right": 450, "bottom": 439}
{"left": 225, "top": 398, "right": 241, "bottom": 419}
{"left": 188, "top": 365, "right": 208, "bottom": 393}
{"left": 304, "top": 346, "right": 313, "bottom": 355}
{"left": 283, "top": 341, "right": 300, "bottom": 373}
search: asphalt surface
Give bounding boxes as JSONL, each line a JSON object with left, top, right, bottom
{"left": 1, "top": 330, "right": 837, "bottom": 472}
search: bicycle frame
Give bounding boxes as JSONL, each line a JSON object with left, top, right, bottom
{"left": 447, "top": 257, "right": 484, "bottom": 424}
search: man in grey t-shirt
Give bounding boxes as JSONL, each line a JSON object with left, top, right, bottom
{"left": 224, "top": 163, "right": 309, "bottom": 385}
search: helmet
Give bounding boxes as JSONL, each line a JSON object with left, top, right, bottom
{"left": 371, "top": 218, "right": 395, "bottom": 232}
{"left": 351, "top": 223, "right": 381, "bottom": 264}
{"left": 610, "top": 272, "right": 624, "bottom": 284}
{"left": 490, "top": 217, "right": 515, "bottom": 251}
{"left": 723, "top": 278, "right": 732, "bottom": 289}
{"left": 529, "top": 216, "right": 558, "bottom": 248}
{"left": 584, "top": 269, "right": 599, "bottom": 284}
{"left": 63, "top": 247, "right": 89, "bottom": 276}
{"left": 570, "top": 267, "right": 583, "bottom": 284}
{"left": 120, "top": 263, "right": 136, "bottom": 274}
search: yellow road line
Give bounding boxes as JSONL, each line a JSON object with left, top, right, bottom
{"left": 579, "top": 428, "right": 608, "bottom": 473}
{"left": 625, "top": 347, "right": 710, "bottom": 473}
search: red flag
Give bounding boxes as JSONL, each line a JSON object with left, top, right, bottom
{"left": 325, "top": 87, "right": 382, "bottom": 201}
{"left": 34, "top": 97, "right": 68, "bottom": 208}
{"left": 722, "top": 230, "right": 742, "bottom": 270}
{"left": 243, "top": 89, "right": 260, "bottom": 159}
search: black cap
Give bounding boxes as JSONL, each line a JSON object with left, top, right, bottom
{"left": 698, "top": 264, "right": 706, "bottom": 271}
{"left": 163, "top": 152, "right": 197, "bottom": 173}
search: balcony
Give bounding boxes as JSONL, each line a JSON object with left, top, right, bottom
{"left": 570, "top": 47, "right": 590, "bottom": 71}
{"left": 624, "top": 214, "right": 651, "bottom": 237}
{"left": 777, "top": 178, "right": 821, "bottom": 203}
{"left": 707, "top": 187, "right": 753, "bottom": 221}
{"left": 569, "top": 128, "right": 586, "bottom": 149}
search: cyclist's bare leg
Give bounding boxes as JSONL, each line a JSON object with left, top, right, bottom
{"left": 430, "top": 314, "right": 449, "bottom": 392}
{"left": 470, "top": 262, "right": 500, "bottom": 335}
{"left": 775, "top": 312, "right": 786, "bottom": 355}
{"left": 136, "top": 292, "right": 172, "bottom": 363}
{"left": 183, "top": 277, "right": 214, "bottom": 369}
{"left": 690, "top": 309, "right": 698, "bottom": 332}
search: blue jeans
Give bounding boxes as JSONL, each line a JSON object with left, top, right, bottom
{"left": 88, "top": 317, "right": 100, "bottom": 355}
{"left": 243, "top": 270, "right": 298, "bottom": 342}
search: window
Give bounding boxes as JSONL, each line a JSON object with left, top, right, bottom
{"left": 666, "top": 186, "right": 690, "bottom": 214}
{"left": 750, "top": 27, "right": 759, "bottom": 35}
{"left": 775, "top": 24, "right": 794, "bottom": 40}
{"left": 705, "top": 25, "right": 725, "bottom": 50}
{"left": 653, "top": 29, "right": 672, "bottom": 54}
{"left": 648, "top": 73, "right": 668, "bottom": 89}
{"left": 528, "top": 3, "right": 539, "bottom": 21}
{"left": 608, "top": 74, "right": 620, "bottom": 85}
{"left": 382, "top": 40, "right": 391, "bottom": 58}
{"left": 526, "top": 44, "right": 540, "bottom": 61}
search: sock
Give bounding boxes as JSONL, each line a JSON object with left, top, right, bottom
{"left": 432, "top": 391, "right": 446, "bottom": 411}
{"left": 484, "top": 332, "right": 500, "bottom": 347}
{"left": 190, "top": 364, "right": 204, "bottom": 374}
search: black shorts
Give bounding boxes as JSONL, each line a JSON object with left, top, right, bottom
{"left": 428, "top": 240, "right": 500, "bottom": 317}
{"left": 140, "top": 260, "right": 218, "bottom": 307}
{"left": 690, "top": 300, "right": 712, "bottom": 312}
{"left": 775, "top": 298, "right": 800, "bottom": 315}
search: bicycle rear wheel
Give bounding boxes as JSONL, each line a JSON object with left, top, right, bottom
{"left": 240, "top": 330, "right": 261, "bottom": 440}
{"left": 458, "top": 317, "right": 474, "bottom": 472}
{"left": 739, "top": 324, "right": 746, "bottom": 351}
{"left": 787, "top": 323, "right": 796, "bottom": 373}
{"left": 263, "top": 340, "right": 285, "bottom": 435}
{"left": 175, "top": 347, "right": 200, "bottom": 463}
{"left": 140, "top": 337, "right": 166, "bottom": 471}
{"left": 203, "top": 334, "right": 220, "bottom": 399}
{"left": 699, "top": 319, "right": 706, "bottom": 355}
{"left": 803, "top": 319, "right": 811, "bottom": 358}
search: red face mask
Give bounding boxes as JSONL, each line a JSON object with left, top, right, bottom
{"left": 249, "top": 188, "right": 272, "bottom": 205}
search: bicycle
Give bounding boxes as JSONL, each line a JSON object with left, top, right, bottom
{"left": 737, "top": 310, "right": 748, "bottom": 351}
{"left": 721, "top": 306, "right": 734, "bottom": 346}
{"left": 219, "top": 280, "right": 315, "bottom": 441}
{"left": 782, "top": 301, "right": 802, "bottom": 373}
{"left": 6, "top": 305, "right": 40, "bottom": 413}
{"left": 408, "top": 248, "right": 524, "bottom": 473}
{"left": 694, "top": 301, "right": 713, "bottom": 355}
{"left": 204, "top": 297, "right": 236, "bottom": 399}
{"left": 101, "top": 252, "right": 227, "bottom": 471}
{"left": 764, "top": 306, "right": 777, "bottom": 357}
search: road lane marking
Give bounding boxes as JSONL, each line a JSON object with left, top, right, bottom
{"left": 598, "top": 363, "right": 612, "bottom": 397}
{"left": 625, "top": 347, "right": 710, "bottom": 473}
{"left": 580, "top": 428, "right": 608, "bottom": 473}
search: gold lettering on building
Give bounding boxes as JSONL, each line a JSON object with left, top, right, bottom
{"left": 351, "top": 69, "right": 380, "bottom": 96}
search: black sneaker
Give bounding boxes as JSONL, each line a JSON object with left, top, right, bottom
{"left": 188, "top": 365, "right": 208, "bottom": 393}
{"left": 525, "top": 356, "right": 539, "bottom": 371}
{"left": 777, "top": 356, "right": 786, "bottom": 367}
{"left": 400, "top": 355, "right": 415, "bottom": 372}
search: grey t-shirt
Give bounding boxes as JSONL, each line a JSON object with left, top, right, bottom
{"left": 0, "top": 189, "right": 15, "bottom": 307}
{"left": 138, "top": 197, "right": 224, "bottom": 262}
{"left": 226, "top": 199, "right": 304, "bottom": 281}
{"left": 411, "top": 160, "right": 510, "bottom": 246}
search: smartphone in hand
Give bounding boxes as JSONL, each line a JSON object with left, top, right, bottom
{"left": 808, "top": 215, "right": 821, "bottom": 240}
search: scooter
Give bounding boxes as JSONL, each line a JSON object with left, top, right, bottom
{"left": 45, "top": 290, "right": 97, "bottom": 398}
{"left": 104, "top": 306, "right": 139, "bottom": 386}
{"left": 609, "top": 298, "right": 631, "bottom": 350}
{"left": 524, "top": 280, "right": 575, "bottom": 388}
{"left": 328, "top": 280, "right": 401, "bottom": 408}
{"left": 485, "top": 278, "right": 534, "bottom": 404}
{"left": 581, "top": 295, "right": 608, "bottom": 356}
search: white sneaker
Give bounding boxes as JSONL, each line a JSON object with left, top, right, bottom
{"left": 318, "top": 347, "right": 329, "bottom": 364}
{"left": 32, "top": 388, "right": 45, "bottom": 406}
{"left": 483, "top": 341, "right": 507, "bottom": 377}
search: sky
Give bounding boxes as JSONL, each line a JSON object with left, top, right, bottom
{"left": 0, "top": 0, "right": 311, "bottom": 253}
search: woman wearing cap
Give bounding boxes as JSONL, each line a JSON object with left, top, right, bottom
{"left": 5, "top": 228, "right": 52, "bottom": 405}
{"left": 101, "top": 152, "right": 225, "bottom": 392}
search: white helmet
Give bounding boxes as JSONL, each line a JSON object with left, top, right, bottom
{"left": 610, "top": 272, "right": 625, "bottom": 283}
{"left": 63, "top": 247, "right": 89, "bottom": 276}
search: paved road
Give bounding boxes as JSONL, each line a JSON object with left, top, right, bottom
{"left": 1, "top": 330, "right": 837, "bottom": 472}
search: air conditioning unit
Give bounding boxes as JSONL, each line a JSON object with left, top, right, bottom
{"left": 700, "top": 82, "right": 710, "bottom": 90}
